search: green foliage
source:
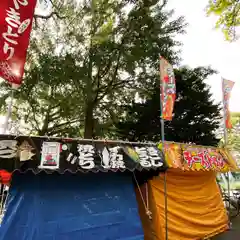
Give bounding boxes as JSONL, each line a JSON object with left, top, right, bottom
{"left": 206, "top": 0, "right": 240, "bottom": 41}
{"left": 0, "top": 0, "right": 187, "bottom": 138}
{"left": 115, "top": 66, "right": 222, "bottom": 146}
{"left": 0, "top": 54, "right": 85, "bottom": 136}
{"left": 218, "top": 113, "right": 240, "bottom": 164}
{"left": 231, "top": 112, "right": 240, "bottom": 126}
{"left": 228, "top": 112, "right": 240, "bottom": 162}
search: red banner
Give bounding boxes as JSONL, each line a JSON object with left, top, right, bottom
{"left": 160, "top": 56, "right": 176, "bottom": 121}
{"left": 0, "top": 0, "right": 37, "bottom": 87}
{"left": 222, "top": 78, "right": 235, "bottom": 129}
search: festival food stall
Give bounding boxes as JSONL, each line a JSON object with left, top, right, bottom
{"left": 136, "top": 142, "right": 239, "bottom": 240}
{"left": 0, "top": 134, "right": 167, "bottom": 240}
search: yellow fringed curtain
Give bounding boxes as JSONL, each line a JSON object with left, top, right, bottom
{"left": 136, "top": 169, "right": 229, "bottom": 240}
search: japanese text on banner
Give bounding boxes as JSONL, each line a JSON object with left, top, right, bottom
{"left": 160, "top": 56, "right": 176, "bottom": 121}
{"left": 0, "top": 0, "right": 37, "bottom": 86}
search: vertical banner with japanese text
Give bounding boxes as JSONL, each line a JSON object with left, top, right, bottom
{"left": 160, "top": 56, "right": 176, "bottom": 121}
{"left": 222, "top": 79, "right": 235, "bottom": 129}
{"left": 0, "top": 0, "right": 37, "bottom": 86}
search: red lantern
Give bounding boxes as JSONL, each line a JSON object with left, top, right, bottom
{"left": 0, "top": 170, "right": 12, "bottom": 185}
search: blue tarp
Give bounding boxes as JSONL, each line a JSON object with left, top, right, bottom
{"left": 0, "top": 172, "right": 144, "bottom": 240}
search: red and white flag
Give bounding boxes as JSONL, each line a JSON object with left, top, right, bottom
{"left": 222, "top": 78, "right": 235, "bottom": 129}
{"left": 160, "top": 56, "right": 176, "bottom": 121}
{"left": 0, "top": 0, "right": 37, "bottom": 87}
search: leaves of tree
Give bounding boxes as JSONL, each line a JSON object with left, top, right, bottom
{"left": 115, "top": 66, "right": 222, "bottom": 146}
{"left": 206, "top": 0, "right": 240, "bottom": 41}
{"left": 0, "top": 0, "right": 187, "bottom": 138}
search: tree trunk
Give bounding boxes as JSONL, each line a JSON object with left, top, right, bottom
{"left": 84, "top": 104, "right": 94, "bottom": 139}
{"left": 38, "top": 110, "right": 50, "bottom": 136}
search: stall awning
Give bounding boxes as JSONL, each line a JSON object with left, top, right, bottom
{"left": 0, "top": 135, "right": 167, "bottom": 178}
{"left": 159, "top": 142, "right": 238, "bottom": 172}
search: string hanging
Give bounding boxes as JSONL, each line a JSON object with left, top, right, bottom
{"left": 133, "top": 172, "right": 152, "bottom": 220}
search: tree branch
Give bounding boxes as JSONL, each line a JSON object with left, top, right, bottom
{"left": 34, "top": 11, "right": 66, "bottom": 20}
{"left": 93, "top": 14, "right": 135, "bottom": 104}
{"left": 96, "top": 78, "right": 134, "bottom": 102}
{"left": 28, "top": 103, "right": 41, "bottom": 132}
{"left": 46, "top": 119, "right": 80, "bottom": 134}
{"left": 159, "top": 0, "right": 167, "bottom": 10}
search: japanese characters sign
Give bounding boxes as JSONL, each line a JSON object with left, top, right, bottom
{"left": 159, "top": 142, "right": 237, "bottom": 172}
{"left": 65, "top": 142, "right": 165, "bottom": 172}
{"left": 182, "top": 146, "right": 226, "bottom": 171}
{"left": 160, "top": 56, "right": 176, "bottom": 121}
{"left": 0, "top": 135, "right": 167, "bottom": 174}
{"left": 0, "top": 0, "right": 37, "bottom": 86}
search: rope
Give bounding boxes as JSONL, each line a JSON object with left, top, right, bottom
{"left": 133, "top": 172, "right": 152, "bottom": 219}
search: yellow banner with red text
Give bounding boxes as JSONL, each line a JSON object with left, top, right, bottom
{"left": 158, "top": 142, "right": 238, "bottom": 172}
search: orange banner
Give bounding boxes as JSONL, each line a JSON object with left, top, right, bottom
{"left": 160, "top": 56, "right": 176, "bottom": 121}
{"left": 222, "top": 79, "right": 235, "bottom": 129}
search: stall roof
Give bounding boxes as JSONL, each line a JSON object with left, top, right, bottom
{"left": 158, "top": 142, "right": 239, "bottom": 172}
{"left": 0, "top": 135, "right": 167, "bottom": 178}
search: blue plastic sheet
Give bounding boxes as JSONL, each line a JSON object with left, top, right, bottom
{"left": 0, "top": 172, "right": 144, "bottom": 240}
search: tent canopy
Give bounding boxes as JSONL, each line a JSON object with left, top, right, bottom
{"left": 137, "top": 169, "right": 229, "bottom": 240}
{"left": 0, "top": 171, "right": 144, "bottom": 240}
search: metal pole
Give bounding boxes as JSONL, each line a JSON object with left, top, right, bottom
{"left": 0, "top": 134, "right": 160, "bottom": 146}
{"left": 222, "top": 78, "right": 231, "bottom": 227}
{"left": 0, "top": 184, "right": 4, "bottom": 216}
{"left": 2, "top": 89, "right": 14, "bottom": 134}
{"left": 161, "top": 118, "right": 168, "bottom": 240}
{"left": 2, "top": 134, "right": 229, "bottom": 150}
{"left": 160, "top": 56, "right": 168, "bottom": 240}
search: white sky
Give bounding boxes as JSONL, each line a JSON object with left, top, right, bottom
{"left": 167, "top": 0, "right": 240, "bottom": 112}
